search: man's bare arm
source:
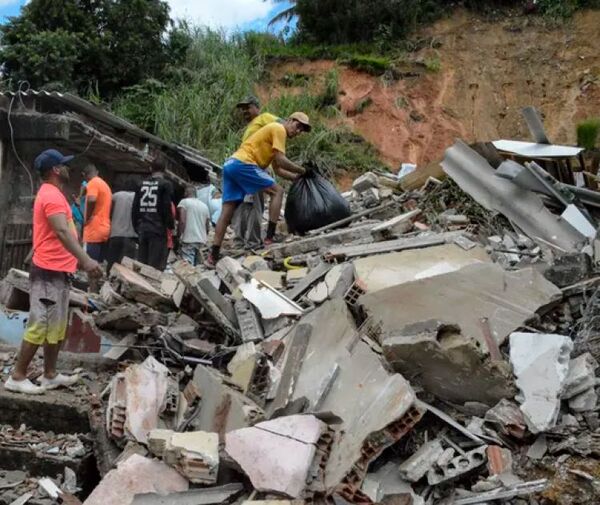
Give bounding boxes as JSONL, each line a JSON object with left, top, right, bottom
{"left": 85, "top": 197, "right": 96, "bottom": 223}
{"left": 273, "top": 165, "right": 299, "bottom": 181}
{"left": 178, "top": 207, "right": 186, "bottom": 239}
{"left": 273, "top": 152, "right": 306, "bottom": 175}
{"left": 47, "top": 214, "right": 101, "bottom": 274}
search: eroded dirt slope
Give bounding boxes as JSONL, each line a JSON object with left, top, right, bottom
{"left": 260, "top": 9, "right": 600, "bottom": 169}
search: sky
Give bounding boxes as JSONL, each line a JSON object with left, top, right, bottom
{"left": 0, "top": 0, "right": 294, "bottom": 32}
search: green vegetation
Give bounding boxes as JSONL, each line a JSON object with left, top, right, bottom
{"left": 112, "top": 28, "right": 385, "bottom": 174}
{"left": 0, "top": 0, "right": 173, "bottom": 96}
{"left": 424, "top": 55, "right": 442, "bottom": 73}
{"left": 577, "top": 118, "right": 600, "bottom": 150}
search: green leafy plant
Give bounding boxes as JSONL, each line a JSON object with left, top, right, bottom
{"left": 577, "top": 118, "right": 600, "bottom": 150}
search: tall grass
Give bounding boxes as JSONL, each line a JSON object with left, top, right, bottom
{"left": 112, "top": 27, "right": 385, "bottom": 174}
{"left": 577, "top": 118, "right": 600, "bottom": 150}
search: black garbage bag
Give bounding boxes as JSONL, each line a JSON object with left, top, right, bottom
{"left": 285, "top": 169, "right": 351, "bottom": 235}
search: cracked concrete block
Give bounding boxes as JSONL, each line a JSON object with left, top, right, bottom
{"left": 306, "top": 264, "right": 354, "bottom": 303}
{"left": 399, "top": 439, "right": 444, "bottom": 482}
{"left": 307, "top": 282, "right": 329, "bottom": 303}
{"left": 225, "top": 415, "right": 327, "bottom": 498}
{"left": 352, "top": 172, "right": 379, "bottom": 192}
{"left": 95, "top": 303, "right": 167, "bottom": 331}
{"left": 83, "top": 454, "right": 188, "bottom": 505}
{"left": 509, "top": 332, "right": 573, "bottom": 433}
{"left": 437, "top": 448, "right": 456, "bottom": 467}
{"left": 569, "top": 388, "right": 598, "bottom": 413}
{"left": 362, "top": 263, "right": 561, "bottom": 349}
{"left": 383, "top": 320, "right": 515, "bottom": 405}
{"left": 562, "top": 352, "right": 598, "bottom": 399}
{"left": 427, "top": 445, "right": 488, "bottom": 485}
{"left": 371, "top": 209, "right": 421, "bottom": 240}
{"left": 287, "top": 268, "right": 308, "bottom": 283}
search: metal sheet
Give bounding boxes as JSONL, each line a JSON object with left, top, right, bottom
{"left": 493, "top": 139, "right": 583, "bottom": 158}
{"left": 522, "top": 106, "right": 550, "bottom": 144}
{"left": 442, "top": 140, "right": 586, "bottom": 252}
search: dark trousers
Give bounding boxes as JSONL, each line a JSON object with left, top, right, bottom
{"left": 106, "top": 236, "right": 137, "bottom": 273}
{"left": 138, "top": 232, "right": 168, "bottom": 271}
{"left": 86, "top": 242, "right": 106, "bottom": 262}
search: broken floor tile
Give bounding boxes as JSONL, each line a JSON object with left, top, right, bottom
{"left": 83, "top": 454, "right": 188, "bottom": 505}
{"left": 509, "top": 332, "right": 573, "bottom": 433}
{"left": 225, "top": 415, "right": 327, "bottom": 498}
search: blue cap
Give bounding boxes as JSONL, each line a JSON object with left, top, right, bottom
{"left": 34, "top": 149, "right": 74, "bottom": 173}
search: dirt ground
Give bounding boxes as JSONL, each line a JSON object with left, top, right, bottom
{"left": 260, "top": 9, "right": 600, "bottom": 170}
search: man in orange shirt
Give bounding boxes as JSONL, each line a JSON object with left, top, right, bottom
{"left": 5, "top": 150, "right": 102, "bottom": 395}
{"left": 82, "top": 164, "right": 112, "bottom": 262}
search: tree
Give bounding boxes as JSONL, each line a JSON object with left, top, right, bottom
{"left": 268, "top": 0, "right": 297, "bottom": 27}
{"left": 0, "top": 0, "right": 171, "bottom": 97}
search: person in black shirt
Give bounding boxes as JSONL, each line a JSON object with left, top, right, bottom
{"left": 132, "top": 158, "right": 174, "bottom": 271}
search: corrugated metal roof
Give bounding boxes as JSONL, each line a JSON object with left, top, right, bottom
{"left": 1, "top": 90, "right": 221, "bottom": 179}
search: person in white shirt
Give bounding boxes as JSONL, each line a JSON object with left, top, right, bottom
{"left": 177, "top": 186, "right": 210, "bottom": 265}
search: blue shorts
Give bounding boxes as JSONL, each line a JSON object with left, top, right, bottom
{"left": 222, "top": 158, "right": 275, "bottom": 203}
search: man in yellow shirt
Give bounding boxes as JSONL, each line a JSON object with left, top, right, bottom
{"left": 206, "top": 112, "right": 311, "bottom": 267}
{"left": 233, "top": 96, "right": 280, "bottom": 250}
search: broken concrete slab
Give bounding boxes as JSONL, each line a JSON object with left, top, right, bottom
{"left": 109, "top": 263, "right": 173, "bottom": 311}
{"left": 509, "top": 332, "right": 573, "bottom": 433}
{"left": 106, "top": 356, "right": 169, "bottom": 444}
{"left": 361, "top": 263, "right": 561, "bottom": 348}
{"left": 285, "top": 262, "right": 332, "bottom": 301}
{"left": 382, "top": 320, "right": 515, "bottom": 405}
{"left": 484, "top": 399, "right": 527, "bottom": 439}
{"left": 243, "top": 255, "right": 271, "bottom": 272}
{"left": 562, "top": 352, "right": 598, "bottom": 399}
{"left": 326, "top": 231, "right": 465, "bottom": 260}
{"left": 227, "top": 343, "right": 260, "bottom": 392}
{"left": 268, "top": 222, "right": 378, "bottom": 259}
{"left": 225, "top": 415, "right": 327, "bottom": 498}
{"left": 353, "top": 244, "right": 490, "bottom": 294}
{"left": 189, "top": 365, "right": 263, "bottom": 436}
{"left": 83, "top": 454, "right": 188, "bottom": 505}
{"left": 399, "top": 439, "right": 444, "bottom": 482}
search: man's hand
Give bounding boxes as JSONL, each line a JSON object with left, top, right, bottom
{"left": 80, "top": 257, "right": 103, "bottom": 278}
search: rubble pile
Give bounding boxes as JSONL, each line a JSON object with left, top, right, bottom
{"left": 6, "top": 139, "right": 600, "bottom": 504}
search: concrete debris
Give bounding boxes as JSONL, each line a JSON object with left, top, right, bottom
{"left": 509, "top": 332, "right": 573, "bottom": 433}
{"left": 131, "top": 484, "right": 244, "bottom": 505}
{"left": 8, "top": 136, "right": 600, "bottom": 505}
{"left": 106, "top": 356, "right": 169, "bottom": 444}
{"left": 562, "top": 352, "right": 598, "bottom": 399}
{"left": 83, "top": 454, "right": 188, "bottom": 505}
{"left": 225, "top": 415, "right": 328, "bottom": 498}
{"left": 399, "top": 439, "right": 444, "bottom": 482}
{"left": 148, "top": 429, "right": 219, "bottom": 484}
{"left": 427, "top": 445, "right": 488, "bottom": 485}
